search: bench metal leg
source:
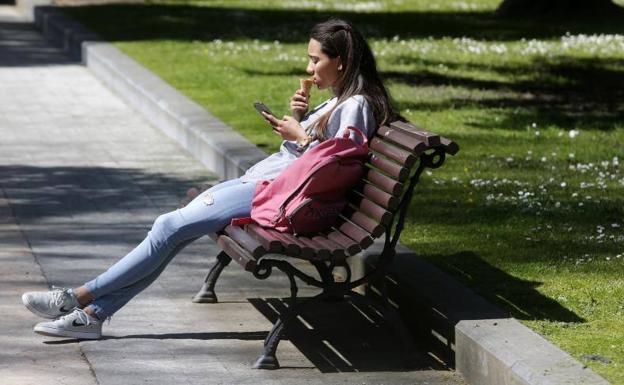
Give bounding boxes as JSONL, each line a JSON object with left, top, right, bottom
{"left": 252, "top": 292, "right": 329, "bottom": 370}
{"left": 192, "top": 251, "right": 231, "bottom": 303}
{"left": 253, "top": 318, "right": 284, "bottom": 369}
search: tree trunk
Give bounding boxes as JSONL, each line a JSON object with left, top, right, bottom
{"left": 496, "top": 0, "right": 624, "bottom": 18}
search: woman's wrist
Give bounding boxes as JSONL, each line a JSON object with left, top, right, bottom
{"left": 296, "top": 133, "right": 313, "bottom": 150}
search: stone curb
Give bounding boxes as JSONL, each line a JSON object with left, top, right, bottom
{"left": 20, "top": 3, "right": 610, "bottom": 385}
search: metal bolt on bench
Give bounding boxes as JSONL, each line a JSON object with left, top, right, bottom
{"left": 192, "top": 120, "right": 459, "bottom": 369}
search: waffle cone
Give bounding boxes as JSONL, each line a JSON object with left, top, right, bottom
{"left": 300, "top": 78, "right": 314, "bottom": 96}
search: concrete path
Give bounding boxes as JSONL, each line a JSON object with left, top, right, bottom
{"left": 0, "top": 6, "right": 463, "bottom": 384}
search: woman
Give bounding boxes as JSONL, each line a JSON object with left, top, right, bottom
{"left": 21, "top": 18, "right": 396, "bottom": 339}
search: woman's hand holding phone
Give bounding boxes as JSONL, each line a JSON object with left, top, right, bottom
{"left": 262, "top": 112, "right": 307, "bottom": 142}
{"left": 290, "top": 90, "right": 309, "bottom": 122}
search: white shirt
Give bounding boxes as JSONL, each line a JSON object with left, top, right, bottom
{"left": 240, "top": 95, "right": 375, "bottom": 182}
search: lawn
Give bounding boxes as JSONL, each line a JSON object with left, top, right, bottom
{"left": 63, "top": 0, "right": 624, "bottom": 382}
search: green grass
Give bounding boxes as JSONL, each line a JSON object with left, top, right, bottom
{"left": 63, "top": 1, "right": 624, "bottom": 382}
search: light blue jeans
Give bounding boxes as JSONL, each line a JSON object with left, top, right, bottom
{"left": 84, "top": 178, "right": 255, "bottom": 320}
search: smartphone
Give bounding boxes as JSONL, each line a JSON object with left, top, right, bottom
{"left": 253, "top": 101, "right": 275, "bottom": 118}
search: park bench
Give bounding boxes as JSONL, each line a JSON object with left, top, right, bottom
{"left": 192, "top": 119, "right": 459, "bottom": 369}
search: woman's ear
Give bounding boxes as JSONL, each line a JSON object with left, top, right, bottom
{"left": 336, "top": 57, "right": 343, "bottom": 71}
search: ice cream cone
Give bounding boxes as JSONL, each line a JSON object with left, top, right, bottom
{"left": 300, "top": 78, "right": 314, "bottom": 96}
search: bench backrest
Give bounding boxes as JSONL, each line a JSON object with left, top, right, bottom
{"left": 222, "top": 120, "right": 459, "bottom": 266}
{"left": 324, "top": 120, "right": 458, "bottom": 257}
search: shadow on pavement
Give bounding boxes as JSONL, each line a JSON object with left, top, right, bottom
{"left": 0, "top": 19, "right": 77, "bottom": 67}
{"left": 0, "top": 165, "right": 212, "bottom": 220}
{"left": 249, "top": 296, "right": 449, "bottom": 373}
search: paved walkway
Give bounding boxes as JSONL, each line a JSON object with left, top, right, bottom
{"left": 0, "top": 6, "right": 463, "bottom": 384}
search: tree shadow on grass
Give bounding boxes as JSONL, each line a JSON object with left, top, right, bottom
{"left": 241, "top": 54, "right": 623, "bottom": 132}
{"left": 59, "top": 3, "right": 624, "bottom": 44}
{"left": 387, "top": 56, "right": 624, "bottom": 131}
{"left": 41, "top": 3, "right": 624, "bottom": 133}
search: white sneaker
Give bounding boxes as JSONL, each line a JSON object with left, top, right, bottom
{"left": 34, "top": 308, "right": 102, "bottom": 339}
{"left": 22, "top": 287, "right": 80, "bottom": 319}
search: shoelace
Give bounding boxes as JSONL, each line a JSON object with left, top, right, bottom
{"left": 50, "top": 286, "right": 70, "bottom": 307}
{"left": 59, "top": 308, "right": 94, "bottom": 326}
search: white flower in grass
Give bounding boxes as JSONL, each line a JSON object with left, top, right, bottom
{"left": 535, "top": 131, "right": 541, "bottom": 136}
{"left": 560, "top": 182, "right": 567, "bottom": 187}
{"left": 612, "top": 223, "right": 620, "bottom": 228}
{"left": 541, "top": 156, "right": 547, "bottom": 162}
{"left": 613, "top": 157, "right": 619, "bottom": 166}
{"left": 555, "top": 202, "right": 561, "bottom": 208}
{"left": 569, "top": 153, "right": 575, "bottom": 159}
{"left": 568, "top": 129, "right": 580, "bottom": 138}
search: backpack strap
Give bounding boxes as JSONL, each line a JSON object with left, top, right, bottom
{"left": 342, "top": 126, "right": 369, "bottom": 147}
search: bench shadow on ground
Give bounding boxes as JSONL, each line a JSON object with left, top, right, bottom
{"left": 44, "top": 294, "right": 449, "bottom": 373}
{"left": 364, "top": 248, "right": 586, "bottom": 367}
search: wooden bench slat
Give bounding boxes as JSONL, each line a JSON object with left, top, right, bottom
{"left": 311, "top": 235, "right": 347, "bottom": 259}
{"left": 327, "top": 230, "right": 362, "bottom": 255}
{"left": 347, "top": 195, "right": 393, "bottom": 226}
{"left": 276, "top": 233, "right": 315, "bottom": 259}
{"left": 360, "top": 183, "right": 399, "bottom": 210}
{"left": 297, "top": 237, "right": 332, "bottom": 260}
{"left": 390, "top": 121, "right": 441, "bottom": 147}
{"left": 368, "top": 154, "right": 410, "bottom": 182}
{"left": 365, "top": 169, "right": 404, "bottom": 196}
{"left": 440, "top": 137, "right": 460, "bottom": 155}
{"left": 265, "top": 229, "right": 301, "bottom": 256}
{"left": 246, "top": 224, "right": 284, "bottom": 253}
{"left": 224, "top": 225, "right": 266, "bottom": 259}
{"left": 377, "top": 125, "right": 428, "bottom": 154}
{"left": 341, "top": 210, "right": 385, "bottom": 238}
{"left": 337, "top": 220, "right": 374, "bottom": 249}
{"left": 370, "top": 138, "right": 416, "bottom": 168}
{"left": 216, "top": 235, "right": 256, "bottom": 271}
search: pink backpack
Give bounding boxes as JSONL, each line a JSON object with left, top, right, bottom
{"left": 232, "top": 127, "right": 369, "bottom": 235}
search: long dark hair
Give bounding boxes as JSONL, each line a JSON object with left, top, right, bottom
{"left": 309, "top": 18, "right": 396, "bottom": 138}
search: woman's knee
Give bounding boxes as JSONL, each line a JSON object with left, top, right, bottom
{"left": 151, "top": 211, "right": 185, "bottom": 242}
